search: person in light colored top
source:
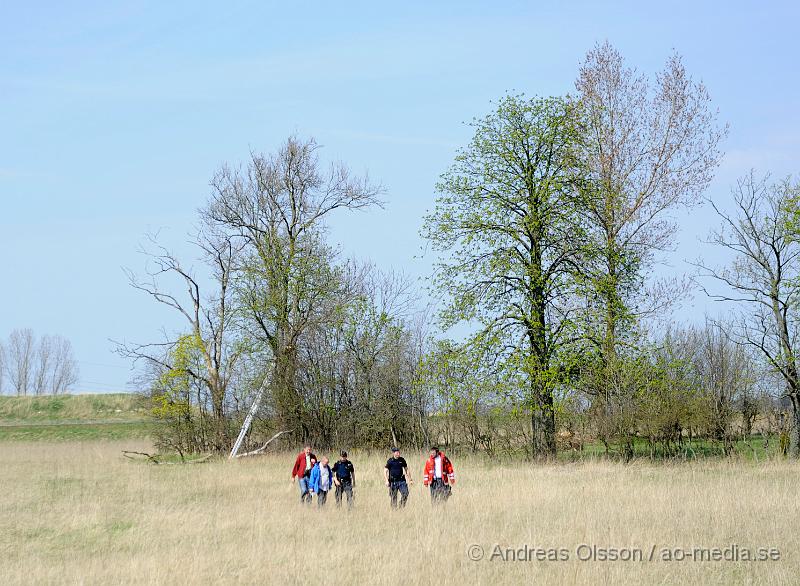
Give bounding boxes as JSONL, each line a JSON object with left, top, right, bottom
{"left": 309, "top": 456, "right": 333, "bottom": 507}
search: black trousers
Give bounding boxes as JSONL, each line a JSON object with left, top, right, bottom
{"left": 389, "top": 480, "right": 409, "bottom": 508}
{"left": 429, "top": 478, "right": 450, "bottom": 503}
{"left": 316, "top": 490, "right": 328, "bottom": 507}
{"left": 335, "top": 481, "right": 354, "bottom": 507}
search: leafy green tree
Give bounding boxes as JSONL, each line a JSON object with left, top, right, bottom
{"left": 149, "top": 334, "right": 206, "bottom": 455}
{"left": 422, "top": 95, "right": 586, "bottom": 459}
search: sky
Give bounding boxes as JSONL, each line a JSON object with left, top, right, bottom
{"left": 1, "top": 1, "right": 799, "bottom": 393}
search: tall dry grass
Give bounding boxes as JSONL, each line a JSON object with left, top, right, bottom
{"left": 0, "top": 441, "right": 796, "bottom": 585}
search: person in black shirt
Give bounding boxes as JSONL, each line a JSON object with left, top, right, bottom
{"left": 384, "top": 447, "right": 412, "bottom": 508}
{"left": 332, "top": 451, "right": 356, "bottom": 508}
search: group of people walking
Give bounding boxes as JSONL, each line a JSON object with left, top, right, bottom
{"left": 290, "top": 445, "right": 455, "bottom": 508}
{"left": 291, "top": 448, "right": 356, "bottom": 508}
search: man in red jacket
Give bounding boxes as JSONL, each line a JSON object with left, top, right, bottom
{"left": 422, "top": 446, "right": 455, "bottom": 504}
{"left": 290, "top": 444, "right": 316, "bottom": 504}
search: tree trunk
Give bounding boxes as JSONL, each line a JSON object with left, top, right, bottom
{"left": 790, "top": 393, "right": 800, "bottom": 458}
{"left": 531, "top": 388, "right": 556, "bottom": 460}
{"left": 273, "top": 337, "right": 302, "bottom": 434}
{"left": 602, "top": 205, "right": 620, "bottom": 365}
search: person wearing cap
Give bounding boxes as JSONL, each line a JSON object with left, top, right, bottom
{"left": 290, "top": 444, "right": 317, "bottom": 504}
{"left": 384, "top": 447, "right": 412, "bottom": 508}
{"left": 422, "top": 446, "right": 455, "bottom": 503}
{"left": 331, "top": 450, "right": 356, "bottom": 508}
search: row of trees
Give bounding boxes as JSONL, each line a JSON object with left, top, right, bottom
{"left": 125, "top": 42, "right": 800, "bottom": 459}
{"left": 421, "top": 319, "right": 779, "bottom": 458}
{"left": 0, "top": 329, "right": 79, "bottom": 395}
{"left": 120, "top": 138, "right": 431, "bottom": 454}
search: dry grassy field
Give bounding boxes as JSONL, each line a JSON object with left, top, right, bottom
{"left": 0, "top": 441, "right": 797, "bottom": 585}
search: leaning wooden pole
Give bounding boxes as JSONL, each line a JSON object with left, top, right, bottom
{"left": 229, "top": 375, "right": 270, "bottom": 459}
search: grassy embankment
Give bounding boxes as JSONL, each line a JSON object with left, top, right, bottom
{"left": 0, "top": 393, "right": 152, "bottom": 441}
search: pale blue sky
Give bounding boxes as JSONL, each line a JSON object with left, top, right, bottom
{"left": 1, "top": 1, "right": 798, "bottom": 392}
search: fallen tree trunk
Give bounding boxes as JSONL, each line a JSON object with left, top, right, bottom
{"left": 122, "top": 450, "right": 213, "bottom": 465}
{"left": 232, "top": 430, "right": 292, "bottom": 458}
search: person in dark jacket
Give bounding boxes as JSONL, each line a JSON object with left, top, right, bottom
{"left": 331, "top": 451, "right": 356, "bottom": 509}
{"left": 384, "top": 447, "right": 412, "bottom": 508}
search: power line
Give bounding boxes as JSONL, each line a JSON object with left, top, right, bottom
{"left": 76, "top": 360, "right": 131, "bottom": 369}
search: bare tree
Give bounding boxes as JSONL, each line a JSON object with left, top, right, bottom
{"left": 33, "top": 335, "right": 53, "bottom": 395}
{"left": 696, "top": 173, "right": 800, "bottom": 457}
{"left": 2, "top": 332, "right": 78, "bottom": 396}
{"left": 576, "top": 41, "right": 726, "bottom": 360}
{"left": 7, "top": 328, "right": 35, "bottom": 396}
{"left": 119, "top": 226, "right": 245, "bottom": 452}
{"left": 49, "top": 336, "right": 79, "bottom": 394}
{"left": 691, "top": 320, "right": 757, "bottom": 453}
{"left": 336, "top": 263, "right": 417, "bottom": 447}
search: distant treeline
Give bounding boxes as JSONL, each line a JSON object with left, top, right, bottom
{"left": 0, "top": 329, "right": 78, "bottom": 396}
